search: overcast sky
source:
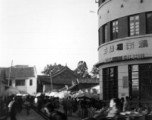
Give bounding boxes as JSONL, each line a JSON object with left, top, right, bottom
{"left": 0, "top": 0, "right": 98, "bottom": 74}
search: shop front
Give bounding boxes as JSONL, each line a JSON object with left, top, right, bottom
{"left": 97, "top": 36, "right": 152, "bottom": 101}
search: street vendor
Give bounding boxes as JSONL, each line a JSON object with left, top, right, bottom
{"left": 82, "top": 98, "right": 121, "bottom": 120}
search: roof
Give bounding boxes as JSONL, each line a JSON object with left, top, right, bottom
{"left": 38, "top": 66, "right": 99, "bottom": 85}
{"left": 0, "top": 66, "right": 36, "bottom": 78}
{"left": 38, "top": 66, "right": 79, "bottom": 84}
{"left": 78, "top": 78, "right": 99, "bottom": 83}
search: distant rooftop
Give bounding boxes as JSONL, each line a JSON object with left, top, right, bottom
{"left": 0, "top": 65, "right": 36, "bottom": 78}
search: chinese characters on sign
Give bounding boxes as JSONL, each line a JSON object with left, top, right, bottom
{"left": 117, "top": 43, "right": 123, "bottom": 50}
{"left": 103, "top": 40, "right": 148, "bottom": 54}
{"left": 109, "top": 45, "right": 114, "bottom": 53}
{"left": 139, "top": 40, "right": 148, "bottom": 48}
{"left": 126, "top": 42, "right": 134, "bottom": 49}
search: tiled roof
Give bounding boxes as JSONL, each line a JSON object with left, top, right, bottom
{"left": 38, "top": 66, "right": 78, "bottom": 84}
{"left": 0, "top": 67, "right": 36, "bottom": 78}
{"left": 78, "top": 78, "right": 99, "bottom": 83}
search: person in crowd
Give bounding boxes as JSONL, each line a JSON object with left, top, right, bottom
{"left": 67, "top": 96, "right": 73, "bottom": 116}
{"left": 0, "top": 98, "right": 7, "bottom": 117}
{"left": 80, "top": 98, "right": 88, "bottom": 118}
{"left": 82, "top": 98, "right": 121, "bottom": 120}
{"left": 63, "top": 98, "right": 68, "bottom": 115}
{"left": 45, "top": 102, "right": 67, "bottom": 120}
{"left": 8, "top": 96, "right": 18, "bottom": 120}
{"left": 34, "top": 97, "right": 38, "bottom": 106}
{"left": 24, "top": 96, "right": 31, "bottom": 115}
{"left": 17, "top": 96, "right": 23, "bottom": 113}
{"left": 123, "top": 96, "right": 130, "bottom": 112}
{"left": 38, "top": 97, "right": 43, "bottom": 111}
{"left": 54, "top": 97, "right": 60, "bottom": 110}
{"left": 120, "top": 97, "right": 124, "bottom": 112}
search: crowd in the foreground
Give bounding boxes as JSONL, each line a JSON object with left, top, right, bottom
{"left": 0, "top": 95, "right": 152, "bottom": 120}
{"left": 0, "top": 95, "right": 32, "bottom": 120}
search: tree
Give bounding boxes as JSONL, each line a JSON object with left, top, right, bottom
{"left": 41, "top": 63, "right": 64, "bottom": 75}
{"left": 75, "top": 61, "right": 91, "bottom": 78}
{"left": 90, "top": 65, "right": 99, "bottom": 78}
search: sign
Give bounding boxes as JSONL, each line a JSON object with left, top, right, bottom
{"left": 105, "top": 54, "right": 144, "bottom": 63}
{"left": 123, "top": 76, "right": 128, "bottom": 88}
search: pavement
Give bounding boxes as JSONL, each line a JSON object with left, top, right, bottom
{"left": 7, "top": 109, "right": 44, "bottom": 120}
{"left": 6, "top": 105, "right": 81, "bottom": 120}
{"left": 58, "top": 105, "right": 81, "bottom": 120}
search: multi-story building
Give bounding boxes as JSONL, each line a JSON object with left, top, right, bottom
{"left": 96, "top": 0, "right": 152, "bottom": 101}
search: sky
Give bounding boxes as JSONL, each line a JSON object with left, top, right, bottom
{"left": 0, "top": 0, "right": 98, "bottom": 75}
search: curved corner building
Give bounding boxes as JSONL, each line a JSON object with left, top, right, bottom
{"left": 97, "top": 0, "right": 152, "bottom": 101}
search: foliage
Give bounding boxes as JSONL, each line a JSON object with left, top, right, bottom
{"left": 41, "top": 63, "right": 65, "bottom": 75}
{"left": 75, "top": 61, "right": 91, "bottom": 78}
{"left": 90, "top": 65, "right": 99, "bottom": 78}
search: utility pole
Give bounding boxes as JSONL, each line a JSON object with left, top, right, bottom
{"left": 49, "top": 70, "right": 53, "bottom": 91}
{"left": 8, "top": 60, "right": 13, "bottom": 86}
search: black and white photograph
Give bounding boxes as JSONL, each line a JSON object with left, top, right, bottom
{"left": 0, "top": 0, "right": 152, "bottom": 120}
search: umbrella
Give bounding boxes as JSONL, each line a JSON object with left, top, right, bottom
{"left": 16, "top": 93, "right": 22, "bottom": 96}
{"left": 91, "top": 94, "right": 99, "bottom": 100}
{"left": 77, "top": 92, "right": 91, "bottom": 99}
{"left": 3, "top": 87, "right": 20, "bottom": 97}
{"left": 49, "top": 92, "right": 57, "bottom": 97}
{"left": 36, "top": 92, "right": 42, "bottom": 97}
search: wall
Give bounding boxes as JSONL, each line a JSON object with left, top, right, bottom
{"left": 11, "top": 77, "right": 37, "bottom": 94}
{"left": 98, "top": 0, "right": 152, "bottom": 28}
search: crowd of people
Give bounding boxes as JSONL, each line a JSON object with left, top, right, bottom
{"left": 0, "top": 95, "right": 33, "bottom": 120}
{"left": 0, "top": 94, "right": 152, "bottom": 120}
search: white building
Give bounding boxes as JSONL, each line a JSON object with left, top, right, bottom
{"left": 3, "top": 65, "right": 37, "bottom": 95}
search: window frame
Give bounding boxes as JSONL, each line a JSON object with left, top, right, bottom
{"left": 129, "top": 64, "right": 152, "bottom": 100}
{"left": 15, "top": 79, "right": 25, "bottom": 86}
{"left": 103, "top": 66, "right": 118, "bottom": 100}
{"left": 30, "top": 79, "right": 32, "bottom": 86}
{"left": 111, "top": 20, "right": 118, "bottom": 40}
{"left": 129, "top": 14, "right": 140, "bottom": 36}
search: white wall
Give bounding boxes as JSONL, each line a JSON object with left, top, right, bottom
{"left": 11, "top": 77, "right": 37, "bottom": 95}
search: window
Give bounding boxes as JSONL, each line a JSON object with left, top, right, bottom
{"left": 111, "top": 20, "right": 118, "bottom": 40}
{"left": 15, "top": 80, "right": 25, "bottom": 86}
{"left": 129, "top": 65, "right": 139, "bottom": 100}
{"left": 129, "top": 15, "right": 140, "bottom": 36}
{"left": 103, "top": 67, "right": 118, "bottom": 100}
{"left": 30, "top": 79, "right": 32, "bottom": 86}
{"left": 103, "top": 24, "right": 108, "bottom": 43}
{"left": 146, "top": 12, "right": 152, "bottom": 34}
{"left": 129, "top": 64, "right": 152, "bottom": 100}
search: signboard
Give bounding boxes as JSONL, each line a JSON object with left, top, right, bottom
{"left": 99, "top": 37, "right": 152, "bottom": 64}
{"left": 123, "top": 76, "right": 128, "bottom": 88}
{"left": 105, "top": 54, "right": 144, "bottom": 63}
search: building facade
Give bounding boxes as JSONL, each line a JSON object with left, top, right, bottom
{"left": 97, "top": 0, "right": 152, "bottom": 101}
{"left": 2, "top": 65, "right": 37, "bottom": 95}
